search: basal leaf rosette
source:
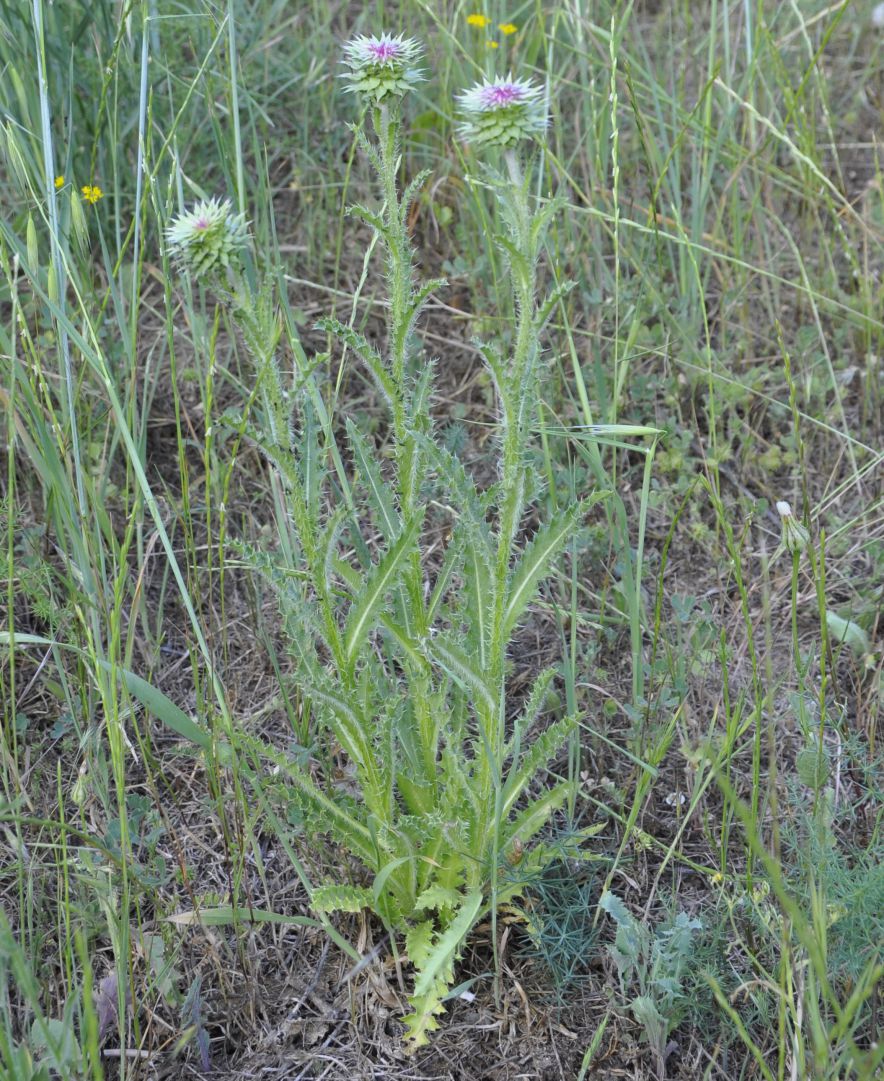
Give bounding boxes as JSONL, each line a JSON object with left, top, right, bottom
{"left": 457, "top": 74, "right": 547, "bottom": 148}
{"left": 342, "top": 33, "right": 424, "bottom": 104}
{"left": 166, "top": 198, "right": 249, "bottom": 280}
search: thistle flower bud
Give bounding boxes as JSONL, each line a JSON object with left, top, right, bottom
{"left": 166, "top": 198, "right": 249, "bottom": 280}
{"left": 776, "top": 500, "right": 810, "bottom": 553}
{"left": 341, "top": 33, "right": 424, "bottom": 104}
{"left": 456, "top": 74, "right": 547, "bottom": 148}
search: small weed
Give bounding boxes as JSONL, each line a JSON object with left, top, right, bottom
{"left": 600, "top": 891, "right": 702, "bottom": 1074}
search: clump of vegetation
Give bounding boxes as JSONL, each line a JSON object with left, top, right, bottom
{"left": 600, "top": 891, "right": 702, "bottom": 1074}
{"left": 166, "top": 34, "right": 597, "bottom": 1049}
{"left": 0, "top": 1, "right": 880, "bottom": 1077}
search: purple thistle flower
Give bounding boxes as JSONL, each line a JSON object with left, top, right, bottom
{"left": 457, "top": 74, "right": 548, "bottom": 148}
{"left": 342, "top": 33, "right": 424, "bottom": 104}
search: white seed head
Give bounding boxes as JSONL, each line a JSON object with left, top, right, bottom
{"left": 776, "top": 499, "right": 810, "bottom": 553}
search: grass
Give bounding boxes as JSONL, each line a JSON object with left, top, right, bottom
{"left": 0, "top": 0, "right": 881, "bottom": 1077}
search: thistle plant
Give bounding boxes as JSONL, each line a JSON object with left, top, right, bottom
{"left": 169, "top": 38, "right": 586, "bottom": 1049}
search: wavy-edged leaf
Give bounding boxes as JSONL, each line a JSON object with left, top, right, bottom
{"left": 503, "top": 782, "right": 570, "bottom": 847}
{"left": 347, "top": 202, "right": 389, "bottom": 238}
{"left": 344, "top": 512, "right": 423, "bottom": 667}
{"left": 399, "top": 168, "right": 432, "bottom": 227}
{"left": 315, "top": 316, "right": 395, "bottom": 404}
{"left": 311, "top": 885, "right": 374, "bottom": 914}
{"left": 501, "top": 715, "right": 575, "bottom": 819}
{"left": 346, "top": 419, "right": 399, "bottom": 541}
{"left": 405, "top": 920, "right": 435, "bottom": 968}
{"left": 403, "top": 983, "right": 448, "bottom": 1050}
{"left": 504, "top": 666, "right": 558, "bottom": 760}
{"left": 536, "top": 278, "right": 576, "bottom": 331}
{"left": 414, "top": 885, "right": 461, "bottom": 914}
{"left": 411, "top": 889, "right": 483, "bottom": 999}
{"left": 427, "top": 636, "right": 496, "bottom": 715}
{"left": 241, "top": 736, "right": 377, "bottom": 865}
{"left": 503, "top": 506, "right": 578, "bottom": 639}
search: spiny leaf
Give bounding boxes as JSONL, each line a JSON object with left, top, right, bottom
{"left": 346, "top": 419, "right": 399, "bottom": 540}
{"left": 347, "top": 202, "right": 389, "bottom": 237}
{"left": 463, "top": 540, "right": 494, "bottom": 669}
{"left": 315, "top": 316, "right": 396, "bottom": 404}
{"left": 344, "top": 512, "right": 423, "bottom": 667}
{"left": 311, "top": 885, "right": 375, "bottom": 914}
{"left": 405, "top": 920, "right": 436, "bottom": 968}
{"left": 319, "top": 506, "right": 348, "bottom": 585}
{"left": 402, "top": 982, "right": 448, "bottom": 1050}
{"left": 426, "top": 636, "right": 496, "bottom": 715}
{"left": 412, "top": 889, "right": 483, "bottom": 999}
{"left": 501, "top": 715, "right": 575, "bottom": 818}
{"left": 414, "top": 885, "right": 461, "bottom": 914}
{"left": 504, "top": 666, "right": 558, "bottom": 759}
{"left": 403, "top": 277, "right": 447, "bottom": 345}
{"left": 305, "top": 681, "right": 374, "bottom": 773}
{"left": 399, "top": 168, "right": 432, "bottom": 227}
{"left": 420, "top": 437, "right": 494, "bottom": 527}
{"left": 377, "top": 614, "right": 423, "bottom": 667}
{"left": 536, "top": 278, "right": 576, "bottom": 330}
{"left": 241, "top": 736, "right": 376, "bottom": 865}
{"left": 503, "top": 506, "right": 578, "bottom": 639}
{"left": 427, "top": 529, "right": 465, "bottom": 624}
{"left": 503, "top": 782, "right": 571, "bottom": 847}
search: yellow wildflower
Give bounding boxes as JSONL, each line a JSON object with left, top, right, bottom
{"left": 467, "top": 13, "right": 490, "bottom": 28}
{"left": 499, "top": 22, "right": 518, "bottom": 34}
{"left": 711, "top": 871, "right": 723, "bottom": 885}
{"left": 54, "top": 175, "right": 64, "bottom": 189}
{"left": 486, "top": 40, "right": 499, "bottom": 48}
{"left": 81, "top": 185, "right": 103, "bottom": 204}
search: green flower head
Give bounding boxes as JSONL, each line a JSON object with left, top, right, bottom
{"left": 341, "top": 33, "right": 424, "bottom": 104}
{"left": 166, "top": 198, "right": 248, "bottom": 279}
{"left": 457, "top": 74, "right": 547, "bottom": 148}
